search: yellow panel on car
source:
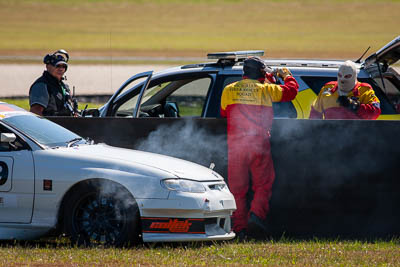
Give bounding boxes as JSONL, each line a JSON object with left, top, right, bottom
{"left": 377, "top": 114, "right": 400, "bottom": 120}
{"left": 292, "top": 89, "right": 317, "bottom": 119}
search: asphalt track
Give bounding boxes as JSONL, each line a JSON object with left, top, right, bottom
{"left": 0, "top": 64, "right": 399, "bottom": 98}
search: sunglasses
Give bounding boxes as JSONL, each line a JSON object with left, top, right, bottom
{"left": 56, "top": 65, "right": 67, "bottom": 70}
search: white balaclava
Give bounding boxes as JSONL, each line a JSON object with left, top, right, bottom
{"left": 337, "top": 60, "right": 357, "bottom": 95}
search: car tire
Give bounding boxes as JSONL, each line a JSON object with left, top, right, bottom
{"left": 64, "top": 180, "right": 141, "bottom": 247}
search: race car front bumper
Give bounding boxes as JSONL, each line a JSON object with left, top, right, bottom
{"left": 137, "top": 187, "right": 236, "bottom": 242}
{"left": 141, "top": 215, "right": 235, "bottom": 242}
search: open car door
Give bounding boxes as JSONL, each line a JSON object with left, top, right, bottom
{"left": 100, "top": 71, "right": 153, "bottom": 117}
{"left": 363, "top": 36, "right": 400, "bottom": 118}
{"left": 364, "top": 35, "right": 400, "bottom": 69}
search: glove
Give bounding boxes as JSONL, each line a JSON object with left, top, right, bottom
{"left": 276, "top": 67, "right": 292, "bottom": 80}
{"left": 337, "top": 96, "right": 360, "bottom": 112}
{"left": 348, "top": 97, "right": 360, "bottom": 112}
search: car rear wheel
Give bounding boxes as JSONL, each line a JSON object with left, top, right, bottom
{"left": 64, "top": 180, "right": 141, "bottom": 247}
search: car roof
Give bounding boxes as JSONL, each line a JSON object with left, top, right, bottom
{"left": 151, "top": 58, "right": 362, "bottom": 79}
{"left": 263, "top": 59, "right": 356, "bottom": 69}
{"left": 0, "top": 102, "right": 30, "bottom": 119}
{"left": 180, "top": 58, "right": 352, "bottom": 69}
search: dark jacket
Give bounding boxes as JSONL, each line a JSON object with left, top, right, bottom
{"left": 29, "top": 71, "right": 72, "bottom": 116}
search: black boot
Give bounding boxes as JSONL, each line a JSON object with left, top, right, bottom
{"left": 235, "top": 229, "right": 248, "bottom": 242}
{"left": 247, "top": 212, "right": 267, "bottom": 240}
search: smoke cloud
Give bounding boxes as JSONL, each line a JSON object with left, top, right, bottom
{"left": 136, "top": 119, "right": 227, "bottom": 175}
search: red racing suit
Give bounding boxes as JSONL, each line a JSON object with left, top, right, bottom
{"left": 310, "top": 81, "right": 381, "bottom": 119}
{"left": 220, "top": 76, "right": 298, "bottom": 232}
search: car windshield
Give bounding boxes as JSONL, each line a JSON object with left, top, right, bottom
{"left": 3, "top": 114, "right": 83, "bottom": 147}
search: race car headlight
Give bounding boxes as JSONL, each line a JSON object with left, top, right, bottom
{"left": 161, "top": 179, "right": 206, "bottom": 193}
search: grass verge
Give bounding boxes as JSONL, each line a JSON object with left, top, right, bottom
{"left": 1, "top": 238, "right": 400, "bottom": 266}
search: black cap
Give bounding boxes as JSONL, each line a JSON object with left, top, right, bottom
{"left": 244, "top": 56, "right": 266, "bottom": 70}
{"left": 43, "top": 50, "right": 69, "bottom": 69}
{"left": 243, "top": 56, "right": 267, "bottom": 79}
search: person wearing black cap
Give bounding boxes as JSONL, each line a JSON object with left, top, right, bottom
{"left": 220, "top": 56, "right": 299, "bottom": 239}
{"left": 29, "top": 49, "right": 76, "bottom": 116}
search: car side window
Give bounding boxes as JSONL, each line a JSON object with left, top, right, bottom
{"left": 372, "top": 77, "right": 400, "bottom": 114}
{"left": 0, "top": 125, "right": 28, "bottom": 152}
{"left": 0, "top": 124, "right": 15, "bottom": 152}
{"left": 164, "top": 78, "right": 211, "bottom": 117}
{"left": 301, "top": 76, "right": 333, "bottom": 95}
{"left": 115, "top": 77, "right": 162, "bottom": 117}
{"left": 115, "top": 76, "right": 213, "bottom": 118}
{"left": 359, "top": 78, "right": 397, "bottom": 115}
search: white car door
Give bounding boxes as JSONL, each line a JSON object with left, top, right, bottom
{"left": 0, "top": 137, "right": 35, "bottom": 223}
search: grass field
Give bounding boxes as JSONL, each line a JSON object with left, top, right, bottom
{"left": 0, "top": 0, "right": 399, "bottom": 61}
{"left": 1, "top": 239, "right": 400, "bottom": 266}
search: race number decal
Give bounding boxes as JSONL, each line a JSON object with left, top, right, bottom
{"left": 0, "top": 161, "right": 9, "bottom": 186}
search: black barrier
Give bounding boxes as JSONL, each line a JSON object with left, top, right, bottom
{"left": 48, "top": 117, "right": 400, "bottom": 238}
{"left": 269, "top": 119, "right": 400, "bottom": 239}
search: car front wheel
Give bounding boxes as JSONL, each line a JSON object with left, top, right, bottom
{"left": 64, "top": 180, "right": 141, "bottom": 247}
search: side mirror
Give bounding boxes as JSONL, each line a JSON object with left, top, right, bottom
{"left": 82, "top": 108, "right": 100, "bottom": 117}
{"left": 0, "top": 133, "right": 16, "bottom": 143}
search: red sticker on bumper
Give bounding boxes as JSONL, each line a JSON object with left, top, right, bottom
{"left": 141, "top": 217, "right": 205, "bottom": 234}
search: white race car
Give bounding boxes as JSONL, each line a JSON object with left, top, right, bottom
{"left": 0, "top": 102, "right": 235, "bottom": 245}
